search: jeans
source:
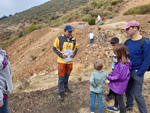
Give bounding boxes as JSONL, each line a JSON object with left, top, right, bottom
{"left": 90, "top": 91, "right": 103, "bottom": 113}
{"left": 125, "top": 71, "right": 147, "bottom": 113}
{"left": 90, "top": 39, "right": 93, "bottom": 44}
{"left": 58, "top": 73, "right": 70, "bottom": 95}
{"left": 0, "top": 99, "right": 9, "bottom": 113}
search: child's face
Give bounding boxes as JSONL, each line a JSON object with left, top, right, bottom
{"left": 111, "top": 43, "right": 118, "bottom": 49}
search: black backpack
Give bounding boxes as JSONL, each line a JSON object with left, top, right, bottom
{"left": 124, "top": 38, "right": 150, "bottom": 71}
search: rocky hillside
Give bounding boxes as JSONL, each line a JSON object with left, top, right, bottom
{"left": 1, "top": 0, "right": 150, "bottom": 113}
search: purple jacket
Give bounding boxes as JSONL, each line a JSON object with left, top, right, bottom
{"left": 107, "top": 61, "right": 132, "bottom": 94}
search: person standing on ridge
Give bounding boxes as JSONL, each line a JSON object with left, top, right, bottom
{"left": 53, "top": 25, "right": 78, "bottom": 101}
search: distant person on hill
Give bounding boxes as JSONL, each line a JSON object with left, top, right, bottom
{"left": 97, "top": 15, "right": 101, "bottom": 25}
{"left": 102, "top": 16, "right": 105, "bottom": 21}
{"left": 123, "top": 20, "right": 150, "bottom": 113}
{"left": 88, "top": 32, "right": 94, "bottom": 44}
{"left": 0, "top": 48, "right": 13, "bottom": 113}
{"left": 90, "top": 60, "right": 107, "bottom": 113}
{"left": 53, "top": 25, "right": 78, "bottom": 101}
{"left": 105, "top": 37, "right": 119, "bottom": 101}
{"left": 107, "top": 44, "right": 131, "bottom": 113}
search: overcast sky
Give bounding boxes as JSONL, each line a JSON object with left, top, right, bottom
{"left": 0, "top": 0, "right": 50, "bottom": 17}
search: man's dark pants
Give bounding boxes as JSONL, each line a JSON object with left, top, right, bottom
{"left": 58, "top": 63, "right": 72, "bottom": 95}
{"left": 58, "top": 73, "right": 70, "bottom": 95}
{"left": 125, "top": 71, "right": 147, "bottom": 113}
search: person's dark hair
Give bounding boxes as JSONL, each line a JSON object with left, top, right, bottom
{"left": 110, "top": 37, "right": 119, "bottom": 44}
{"left": 113, "top": 44, "right": 130, "bottom": 64}
{"left": 93, "top": 60, "right": 103, "bottom": 70}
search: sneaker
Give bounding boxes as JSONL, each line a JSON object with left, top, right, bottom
{"left": 106, "top": 106, "right": 120, "bottom": 113}
{"left": 105, "top": 94, "right": 114, "bottom": 101}
{"left": 58, "top": 95, "right": 64, "bottom": 101}
{"left": 125, "top": 105, "right": 133, "bottom": 111}
{"left": 64, "top": 89, "right": 73, "bottom": 93}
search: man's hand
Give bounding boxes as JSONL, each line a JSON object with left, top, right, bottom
{"left": 62, "top": 54, "right": 67, "bottom": 58}
{"left": 0, "top": 103, "right": 4, "bottom": 108}
{"left": 70, "top": 54, "right": 74, "bottom": 58}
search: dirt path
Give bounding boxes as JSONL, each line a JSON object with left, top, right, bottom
{"left": 9, "top": 72, "right": 150, "bottom": 113}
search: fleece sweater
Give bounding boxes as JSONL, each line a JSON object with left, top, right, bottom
{"left": 0, "top": 48, "right": 12, "bottom": 105}
{"left": 125, "top": 36, "right": 150, "bottom": 76}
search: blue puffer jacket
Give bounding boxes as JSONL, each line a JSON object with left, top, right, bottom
{"left": 107, "top": 61, "right": 132, "bottom": 94}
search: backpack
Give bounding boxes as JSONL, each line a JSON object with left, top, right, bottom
{"left": 124, "top": 37, "right": 150, "bottom": 71}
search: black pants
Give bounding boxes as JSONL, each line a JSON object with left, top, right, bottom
{"left": 114, "top": 92, "right": 126, "bottom": 113}
{"left": 108, "top": 89, "right": 114, "bottom": 96}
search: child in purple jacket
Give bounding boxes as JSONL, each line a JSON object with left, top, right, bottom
{"left": 106, "top": 44, "right": 132, "bottom": 113}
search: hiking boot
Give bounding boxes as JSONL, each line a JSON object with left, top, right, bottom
{"left": 64, "top": 89, "right": 73, "bottom": 93}
{"left": 58, "top": 95, "right": 64, "bottom": 101}
{"left": 105, "top": 94, "right": 114, "bottom": 101}
{"left": 106, "top": 106, "right": 120, "bottom": 113}
{"left": 125, "top": 105, "right": 133, "bottom": 111}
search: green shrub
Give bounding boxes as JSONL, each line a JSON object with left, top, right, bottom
{"left": 77, "top": 76, "right": 82, "bottom": 81}
{"left": 89, "top": 9, "right": 101, "bottom": 17}
{"left": 27, "top": 23, "right": 39, "bottom": 33}
{"left": 124, "top": 4, "right": 150, "bottom": 15}
{"left": 89, "top": 1, "right": 97, "bottom": 7}
{"left": 42, "top": 48, "right": 46, "bottom": 51}
{"left": 30, "top": 55, "right": 37, "bottom": 61}
{"left": 1, "top": 42, "right": 8, "bottom": 48}
{"left": 84, "top": 5, "right": 94, "bottom": 12}
{"left": 111, "top": 0, "right": 119, "bottom": 5}
{"left": 81, "top": 15, "right": 91, "bottom": 22}
{"left": 88, "top": 18, "right": 95, "bottom": 25}
{"left": 96, "top": 0, "right": 107, "bottom": 8}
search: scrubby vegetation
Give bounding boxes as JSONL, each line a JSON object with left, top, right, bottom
{"left": 0, "top": 0, "right": 90, "bottom": 41}
{"left": 88, "top": 18, "right": 96, "bottom": 25}
{"left": 52, "top": 0, "right": 124, "bottom": 27}
{"left": 27, "top": 23, "right": 40, "bottom": 33}
{"left": 124, "top": 4, "right": 150, "bottom": 15}
{"left": 111, "top": 0, "right": 123, "bottom": 5}
{"left": 0, "top": 0, "right": 124, "bottom": 46}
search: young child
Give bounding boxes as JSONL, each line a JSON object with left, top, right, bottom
{"left": 90, "top": 60, "right": 107, "bottom": 113}
{"left": 106, "top": 37, "right": 119, "bottom": 101}
{"left": 0, "top": 48, "right": 12, "bottom": 113}
{"left": 106, "top": 44, "right": 131, "bottom": 113}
